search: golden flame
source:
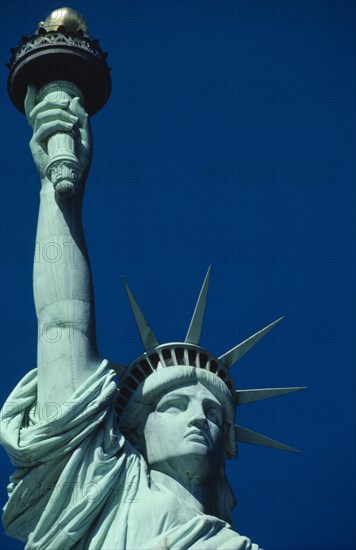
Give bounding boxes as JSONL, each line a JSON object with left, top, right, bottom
{"left": 38, "top": 7, "right": 89, "bottom": 36}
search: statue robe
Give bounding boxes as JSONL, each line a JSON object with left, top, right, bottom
{"left": 1, "top": 360, "right": 260, "bottom": 550}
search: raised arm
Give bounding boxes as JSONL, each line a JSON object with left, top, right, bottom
{"left": 25, "top": 85, "right": 101, "bottom": 406}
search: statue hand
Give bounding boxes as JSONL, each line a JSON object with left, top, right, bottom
{"left": 24, "top": 84, "right": 92, "bottom": 191}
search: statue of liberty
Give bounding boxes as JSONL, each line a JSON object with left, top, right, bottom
{"left": 1, "top": 8, "right": 304, "bottom": 550}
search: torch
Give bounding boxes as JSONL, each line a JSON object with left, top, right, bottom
{"left": 7, "top": 7, "right": 111, "bottom": 198}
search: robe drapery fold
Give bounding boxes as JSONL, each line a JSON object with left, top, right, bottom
{"left": 1, "top": 360, "right": 259, "bottom": 550}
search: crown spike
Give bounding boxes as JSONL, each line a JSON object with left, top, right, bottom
{"left": 122, "top": 277, "right": 159, "bottom": 351}
{"left": 185, "top": 265, "right": 212, "bottom": 344}
{"left": 219, "top": 317, "right": 284, "bottom": 368}
{"left": 235, "top": 425, "right": 300, "bottom": 453}
{"left": 235, "top": 387, "right": 306, "bottom": 405}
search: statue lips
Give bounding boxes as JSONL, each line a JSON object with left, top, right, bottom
{"left": 184, "top": 429, "right": 210, "bottom": 447}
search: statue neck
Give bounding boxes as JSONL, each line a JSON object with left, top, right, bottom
{"left": 150, "top": 469, "right": 215, "bottom": 515}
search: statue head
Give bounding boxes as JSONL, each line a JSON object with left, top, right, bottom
{"left": 118, "top": 345, "right": 236, "bottom": 449}
{"left": 119, "top": 362, "right": 238, "bottom": 522}
{"left": 144, "top": 380, "right": 225, "bottom": 481}
{"left": 114, "top": 267, "right": 303, "bottom": 517}
{"left": 119, "top": 364, "right": 236, "bottom": 479}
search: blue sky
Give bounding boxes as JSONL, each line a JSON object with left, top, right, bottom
{"left": 1, "top": 1, "right": 355, "bottom": 549}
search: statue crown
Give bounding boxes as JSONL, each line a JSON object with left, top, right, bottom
{"left": 114, "top": 266, "right": 305, "bottom": 454}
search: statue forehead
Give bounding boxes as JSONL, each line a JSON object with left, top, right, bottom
{"left": 155, "top": 381, "right": 221, "bottom": 404}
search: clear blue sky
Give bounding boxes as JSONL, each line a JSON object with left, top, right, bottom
{"left": 1, "top": 1, "right": 355, "bottom": 549}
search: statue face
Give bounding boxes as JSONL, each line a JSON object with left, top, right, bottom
{"left": 143, "top": 382, "right": 225, "bottom": 483}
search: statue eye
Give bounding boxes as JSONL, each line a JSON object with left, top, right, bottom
{"left": 157, "top": 398, "right": 186, "bottom": 413}
{"left": 205, "top": 403, "right": 223, "bottom": 425}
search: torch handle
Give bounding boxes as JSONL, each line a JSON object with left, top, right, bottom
{"left": 37, "top": 81, "right": 84, "bottom": 198}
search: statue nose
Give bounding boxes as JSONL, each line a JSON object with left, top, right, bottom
{"left": 188, "top": 405, "right": 207, "bottom": 428}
